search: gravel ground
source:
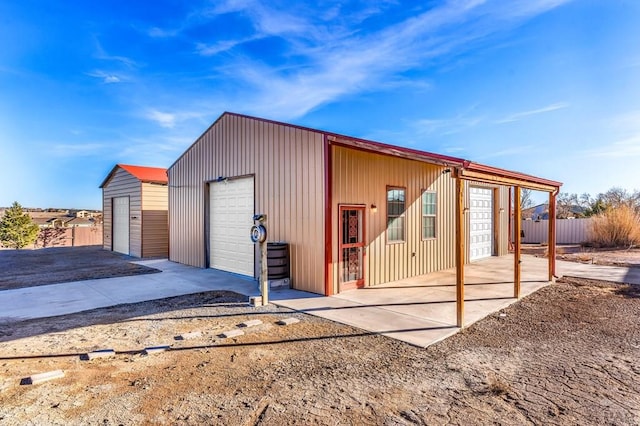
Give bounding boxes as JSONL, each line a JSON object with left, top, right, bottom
{"left": 0, "top": 246, "right": 159, "bottom": 291}
{"left": 1, "top": 278, "right": 639, "bottom": 425}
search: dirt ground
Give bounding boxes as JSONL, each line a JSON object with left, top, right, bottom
{"left": 0, "top": 246, "right": 159, "bottom": 291}
{"left": 521, "top": 245, "right": 640, "bottom": 268}
{"left": 1, "top": 276, "right": 639, "bottom": 425}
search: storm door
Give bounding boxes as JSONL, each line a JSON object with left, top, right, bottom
{"left": 339, "top": 205, "right": 366, "bottom": 291}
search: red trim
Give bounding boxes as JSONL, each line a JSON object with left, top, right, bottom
{"left": 328, "top": 137, "right": 465, "bottom": 168}
{"left": 324, "top": 137, "right": 333, "bottom": 296}
{"left": 465, "top": 162, "right": 562, "bottom": 188}
{"left": 100, "top": 164, "right": 168, "bottom": 188}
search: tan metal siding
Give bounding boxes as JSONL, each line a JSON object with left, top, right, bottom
{"left": 168, "top": 114, "right": 325, "bottom": 294}
{"left": 101, "top": 168, "right": 142, "bottom": 257}
{"left": 141, "top": 182, "right": 169, "bottom": 258}
{"left": 331, "top": 146, "right": 457, "bottom": 290}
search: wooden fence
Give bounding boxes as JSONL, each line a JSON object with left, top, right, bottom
{"left": 521, "top": 218, "right": 592, "bottom": 244}
{"left": 35, "top": 225, "right": 103, "bottom": 248}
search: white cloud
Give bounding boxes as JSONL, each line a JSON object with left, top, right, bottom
{"left": 94, "top": 40, "right": 140, "bottom": 68}
{"left": 413, "top": 116, "right": 483, "bottom": 136}
{"left": 495, "top": 102, "right": 569, "bottom": 124}
{"left": 146, "top": 110, "right": 177, "bottom": 128}
{"left": 475, "top": 145, "right": 534, "bottom": 160}
{"left": 212, "top": 0, "right": 573, "bottom": 119}
{"left": 584, "top": 111, "right": 640, "bottom": 158}
{"left": 144, "top": 108, "right": 215, "bottom": 129}
{"left": 87, "top": 70, "right": 123, "bottom": 84}
{"left": 130, "top": 0, "right": 573, "bottom": 123}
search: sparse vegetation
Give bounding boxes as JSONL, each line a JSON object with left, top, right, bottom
{"left": 589, "top": 204, "right": 640, "bottom": 247}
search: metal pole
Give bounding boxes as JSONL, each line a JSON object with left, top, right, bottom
{"left": 260, "top": 239, "right": 269, "bottom": 305}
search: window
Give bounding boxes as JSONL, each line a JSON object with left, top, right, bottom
{"left": 387, "top": 187, "right": 405, "bottom": 242}
{"left": 422, "top": 190, "right": 437, "bottom": 239}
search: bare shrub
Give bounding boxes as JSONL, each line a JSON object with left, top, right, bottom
{"left": 589, "top": 205, "right": 640, "bottom": 247}
{"left": 487, "top": 376, "right": 510, "bottom": 396}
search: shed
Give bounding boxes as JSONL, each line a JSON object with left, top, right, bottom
{"left": 100, "top": 164, "right": 168, "bottom": 258}
{"left": 168, "top": 112, "right": 561, "bottom": 323}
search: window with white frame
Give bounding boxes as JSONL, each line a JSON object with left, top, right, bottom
{"left": 387, "top": 187, "right": 405, "bottom": 242}
{"left": 421, "top": 190, "right": 436, "bottom": 239}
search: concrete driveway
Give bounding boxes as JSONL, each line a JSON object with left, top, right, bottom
{"left": 1, "top": 255, "right": 637, "bottom": 348}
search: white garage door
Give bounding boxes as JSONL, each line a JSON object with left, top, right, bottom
{"left": 469, "top": 187, "right": 493, "bottom": 261}
{"left": 112, "top": 196, "right": 130, "bottom": 255}
{"left": 209, "top": 177, "right": 255, "bottom": 277}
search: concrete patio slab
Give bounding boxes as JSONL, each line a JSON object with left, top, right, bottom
{"left": 273, "top": 254, "right": 636, "bottom": 348}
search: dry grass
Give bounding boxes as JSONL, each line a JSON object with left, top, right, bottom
{"left": 589, "top": 205, "right": 640, "bottom": 247}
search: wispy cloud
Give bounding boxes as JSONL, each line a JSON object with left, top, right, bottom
{"left": 129, "top": 0, "right": 572, "bottom": 122}
{"left": 144, "top": 108, "right": 213, "bottom": 129}
{"left": 475, "top": 145, "right": 534, "bottom": 160}
{"left": 94, "top": 40, "right": 140, "bottom": 68}
{"left": 146, "top": 110, "right": 177, "bottom": 128}
{"left": 86, "top": 70, "right": 125, "bottom": 84}
{"left": 495, "top": 102, "right": 569, "bottom": 124}
{"left": 204, "top": 0, "right": 572, "bottom": 119}
{"left": 413, "top": 115, "right": 483, "bottom": 136}
{"left": 196, "top": 37, "right": 259, "bottom": 56}
{"left": 585, "top": 110, "right": 640, "bottom": 158}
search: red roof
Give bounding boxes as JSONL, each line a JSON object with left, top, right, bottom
{"left": 118, "top": 164, "right": 168, "bottom": 183}
{"left": 100, "top": 164, "right": 167, "bottom": 188}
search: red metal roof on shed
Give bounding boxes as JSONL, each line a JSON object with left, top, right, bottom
{"left": 118, "top": 164, "right": 168, "bottom": 183}
{"left": 99, "top": 164, "right": 168, "bottom": 188}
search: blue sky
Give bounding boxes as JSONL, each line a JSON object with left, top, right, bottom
{"left": 1, "top": 0, "right": 639, "bottom": 209}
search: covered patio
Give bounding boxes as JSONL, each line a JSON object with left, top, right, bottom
{"left": 273, "top": 254, "right": 552, "bottom": 347}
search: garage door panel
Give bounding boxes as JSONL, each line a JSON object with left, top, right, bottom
{"left": 469, "top": 187, "right": 493, "bottom": 261}
{"left": 209, "top": 177, "right": 255, "bottom": 277}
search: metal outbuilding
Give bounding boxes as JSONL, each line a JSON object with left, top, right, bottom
{"left": 169, "top": 112, "right": 561, "bottom": 325}
{"left": 100, "top": 164, "right": 168, "bottom": 258}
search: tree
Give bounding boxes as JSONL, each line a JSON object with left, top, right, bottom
{"left": 556, "top": 192, "right": 578, "bottom": 219}
{"left": 0, "top": 202, "right": 40, "bottom": 249}
{"left": 520, "top": 188, "right": 534, "bottom": 210}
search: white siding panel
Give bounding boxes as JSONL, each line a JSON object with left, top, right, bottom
{"left": 112, "top": 196, "right": 130, "bottom": 255}
{"left": 469, "top": 187, "right": 493, "bottom": 261}
{"left": 209, "top": 177, "right": 255, "bottom": 276}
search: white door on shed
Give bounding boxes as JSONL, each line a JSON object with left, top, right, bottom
{"left": 112, "top": 196, "right": 130, "bottom": 255}
{"left": 469, "top": 187, "right": 493, "bottom": 261}
{"left": 209, "top": 177, "right": 255, "bottom": 277}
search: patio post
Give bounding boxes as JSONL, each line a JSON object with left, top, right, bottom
{"left": 455, "top": 176, "right": 465, "bottom": 328}
{"left": 548, "top": 191, "right": 557, "bottom": 281}
{"left": 513, "top": 186, "right": 521, "bottom": 298}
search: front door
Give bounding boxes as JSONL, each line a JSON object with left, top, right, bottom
{"left": 339, "top": 205, "right": 365, "bottom": 291}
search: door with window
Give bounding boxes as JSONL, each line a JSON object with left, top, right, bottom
{"left": 339, "top": 205, "right": 366, "bottom": 291}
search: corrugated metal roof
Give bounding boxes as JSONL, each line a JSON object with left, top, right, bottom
{"left": 100, "top": 164, "right": 167, "bottom": 188}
